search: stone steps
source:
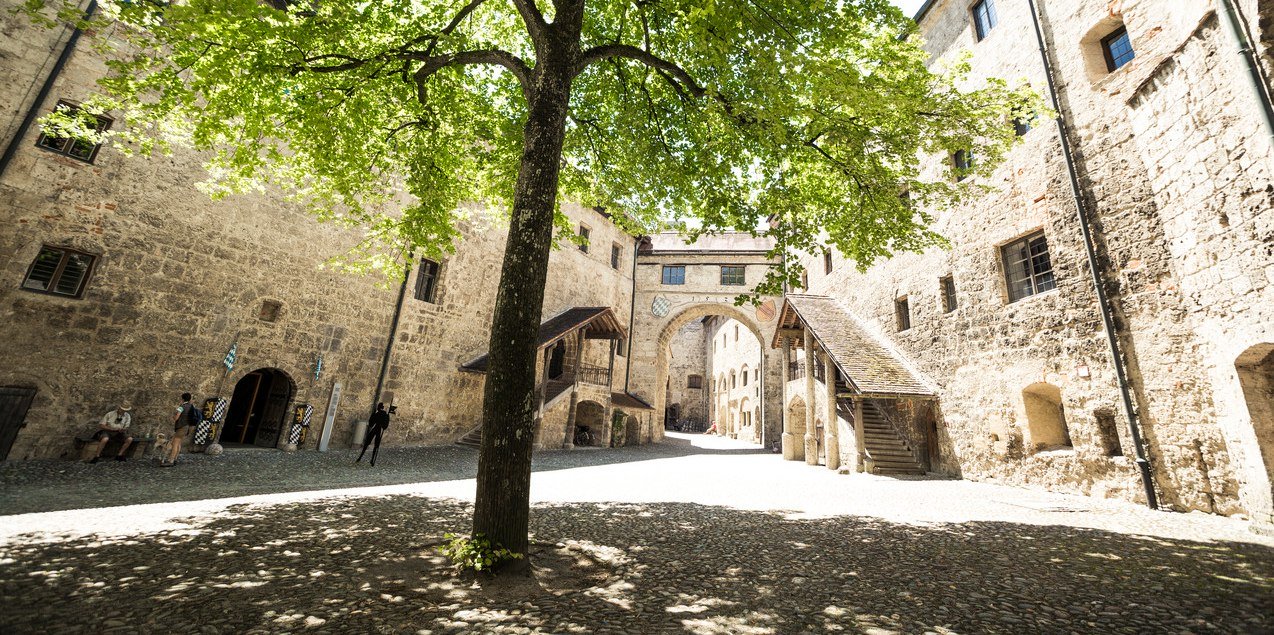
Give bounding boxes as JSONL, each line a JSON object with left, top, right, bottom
{"left": 839, "top": 399, "right": 925, "bottom": 476}
{"left": 456, "top": 379, "right": 572, "bottom": 448}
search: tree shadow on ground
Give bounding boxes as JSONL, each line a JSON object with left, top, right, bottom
{"left": 0, "top": 435, "right": 772, "bottom": 515}
{"left": 2, "top": 496, "right": 1271, "bottom": 634}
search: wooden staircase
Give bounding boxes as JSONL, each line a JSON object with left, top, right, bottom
{"left": 838, "top": 397, "right": 925, "bottom": 475}
{"left": 457, "top": 378, "right": 573, "bottom": 448}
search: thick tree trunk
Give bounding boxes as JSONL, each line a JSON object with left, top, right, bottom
{"left": 472, "top": 57, "right": 573, "bottom": 558}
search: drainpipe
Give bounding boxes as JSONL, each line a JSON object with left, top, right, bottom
{"left": 623, "top": 236, "right": 640, "bottom": 392}
{"left": 1026, "top": 0, "right": 1159, "bottom": 509}
{"left": 1217, "top": 0, "right": 1274, "bottom": 146}
{"left": 372, "top": 257, "right": 412, "bottom": 415}
{"left": 0, "top": 0, "right": 98, "bottom": 180}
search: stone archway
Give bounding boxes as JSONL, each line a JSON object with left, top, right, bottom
{"left": 1236, "top": 344, "right": 1274, "bottom": 524}
{"left": 631, "top": 300, "right": 782, "bottom": 446}
{"left": 223, "top": 368, "right": 296, "bottom": 448}
{"left": 574, "top": 400, "right": 607, "bottom": 447}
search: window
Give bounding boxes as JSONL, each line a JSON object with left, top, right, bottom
{"left": 953, "top": 150, "right": 974, "bottom": 181}
{"left": 1013, "top": 117, "right": 1033, "bottom": 137}
{"left": 823, "top": 250, "right": 833, "bottom": 274}
{"left": 687, "top": 375, "right": 703, "bottom": 389}
{"left": 578, "top": 225, "right": 590, "bottom": 253}
{"left": 733, "top": 325, "right": 739, "bottom": 342}
{"left": 22, "top": 246, "right": 95, "bottom": 298}
{"left": 661, "top": 265, "right": 685, "bottom": 285}
{"left": 940, "top": 276, "right": 957, "bottom": 313}
{"left": 1002, "top": 231, "right": 1056, "bottom": 302}
{"left": 414, "top": 259, "right": 440, "bottom": 303}
{"left": 720, "top": 265, "right": 745, "bottom": 286}
{"left": 894, "top": 296, "right": 911, "bottom": 332}
{"left": 36, "top": 101, "right": 112, "bottom": 163}
{"left": 800, "top": 272, "right": 808, "bottom": 291}
{"left": 611, "top": 243, "right": 622, "bottom": 269}
{"left": 1094, "top": 408, "right": 1123, "bottom": 457}
{"left": 743, "top": 370, "right": 749, "bottom": 386}
{"left": 259, "top": 299, "right": 283, "bottom": 322}
{"left": 971, "top": 0, "right": 997, "bottom": 41}
{"left": 1102, "top": 26, "right": 1135, "bottom": 72}
{"left": 730, "top": 372, "right": 736, "bottom": 388}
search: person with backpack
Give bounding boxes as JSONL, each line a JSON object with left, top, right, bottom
{"left": 163, "top": 392, "right": 201, "bottom": 467}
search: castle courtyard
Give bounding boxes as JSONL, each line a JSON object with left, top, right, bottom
{"left": 2, "top": 432, "right": 1270, "bottom": 634}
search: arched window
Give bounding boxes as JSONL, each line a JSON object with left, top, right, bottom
{"left": 1022, "top": 383, "right": 1072, "bottom": 450}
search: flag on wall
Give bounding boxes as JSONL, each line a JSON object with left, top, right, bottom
{"left": 223, "top": 341, "right": 237, "bottom": 372}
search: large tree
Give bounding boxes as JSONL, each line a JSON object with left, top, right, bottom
{"left": 33, "top": 0, "right": 1036, "bottom": 557}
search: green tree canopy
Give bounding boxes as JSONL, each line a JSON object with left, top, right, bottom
{"left": 29, "top": 0, "right": 1040, "bottom": 558}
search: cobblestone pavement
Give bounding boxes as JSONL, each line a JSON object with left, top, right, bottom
{"left": 2, "top": 433, "right": 1272, "bottom": 634}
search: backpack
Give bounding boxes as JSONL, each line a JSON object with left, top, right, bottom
{"left": 186, "top": 403, "right": 204, "bottom": 427}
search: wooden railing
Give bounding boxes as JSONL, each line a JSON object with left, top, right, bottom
{"left": 577, "top": 365, "right": 612, "bottom": 386}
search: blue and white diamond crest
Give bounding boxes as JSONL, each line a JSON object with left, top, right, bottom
{"left": 651, "top": 295, "right": 671, "bottom": 318}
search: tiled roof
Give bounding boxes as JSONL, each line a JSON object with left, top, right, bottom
{"left": 642, "top": 232, "right": 775, "bottom": 253}
{"left": 461, "top": 307, "right": 626, "bottom": 373}
{"left": 778, "top": 294, "right": 935, "bottom": 397}
{"left": 610, "top": 392, "right": 655, "bottom": 410}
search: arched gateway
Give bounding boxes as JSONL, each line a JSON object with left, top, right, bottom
{"left": 626, "top": 233, "right": 783, "bottom": 446}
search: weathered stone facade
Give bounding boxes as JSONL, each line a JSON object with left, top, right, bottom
{"left": 705, "top": 317, "right": 764, "bottom": 442}
{"left": 663, "top": 319, "right": 709, "bottom": 429}
{"left": 790, "top": 0, "right": 1274, "bottom": 524}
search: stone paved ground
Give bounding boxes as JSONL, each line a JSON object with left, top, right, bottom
{"left": 2, "top": 433, "right": 1272, "bottom": 634}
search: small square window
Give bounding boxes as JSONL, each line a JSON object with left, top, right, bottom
{"left": 662, "top": 265, "right": 686, "bottom": 285}
{"left": 721, "top": 265, "right": 745, "bottom": 286}
{"left": 259, "top": 299, "right": 283, "bottom": 322}
{"left": 940, "top": 276, "right": 957, "bottom": 313}
{"left": 895, "top": 296, "right": 911, "bottom": 332}
{"left": 415, "top": 259, "right": 440, "bottom": 303}
{"left": 687, "top": 375, "right": 703, "bottom": 389}
{"left": 36, "top": 101, "right": 112, "bottom": 163}
{"left": 972, "top": 0, "right": 998, "bottom": 41}
{"left": 1102, "top": 26, "right": 1135, "bottom": 72}
{"left": 21, "top": 246, "right": 96, "bottom": 298}
{"left": 578, "top": 225, "right": 590, "bottom": 253}
{"left": 610, "top": 243, "right": 622, "bottom": 269}
{"left": 1001, "top": 231, "right": 1057, "bottom": 302}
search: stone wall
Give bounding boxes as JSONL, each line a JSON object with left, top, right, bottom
{"left": 664, "top": 319, "right": 708, "bottom": 428}
{"left": 796, "top": 0, "right": 1272, "bottom": 519}
{"left": 706, "top": 317, "right": 764, "bottom": 442}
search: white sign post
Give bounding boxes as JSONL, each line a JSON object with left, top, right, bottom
{"left": 318, "top": 382, "right": 342, "bottom": 452}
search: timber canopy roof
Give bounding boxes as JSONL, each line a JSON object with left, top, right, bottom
{"left": 773, "top": 294, "right": 935, "bottom": 399}
{"left": 460, "top": 307, "right": 627, "bottom": 373}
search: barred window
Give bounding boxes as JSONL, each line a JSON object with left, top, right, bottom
{"left": 36, "top": 101, "right": 112, "bottom": 163}
{"left": 662, "top": 265, "right": 685, "bottom": 285}
{"left": 1102, "top": 26, "right": 1135, "bottom": 72}
{"left": 578, "top": 225, "right": 590, "bottom": 253}
{"left": 1002, "top": 231, "right": 1056, "bottom": 302}
{"left": 415, "top": 259, "right": 440, "bottom": 303}
{"left": 972, "top": 0, "right": 997, "bottom": 41}
{"left": 721, "top": 265, "right": 745, "bottom": 285}
{"left": 895, "top": 296, "right": 911, "bottom": 332}
{"left": 953, "top": 150, "right": 974, "bottom": 181}
{"left": 611, "top": 243, "right": 622, "bottom": 269}
{"left": 687, "top": 375, "right": 703, "bottom": 389}
{"left": 940, "top": 276, "right": 957, "bottom": 313}
{"left": 22, "top": 246, "right": 96, "bottom": 298}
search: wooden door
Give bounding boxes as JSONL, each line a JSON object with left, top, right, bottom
{"left": 0, "top": 387, "right": 37, "bottom": 460}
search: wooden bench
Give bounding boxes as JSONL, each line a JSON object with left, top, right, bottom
{"left": 73, "top": 433, "right": 155, "bottom": 461}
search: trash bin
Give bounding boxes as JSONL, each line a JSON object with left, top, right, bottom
{"left": 351, "top": 419, "right": 368, "bottom": 449}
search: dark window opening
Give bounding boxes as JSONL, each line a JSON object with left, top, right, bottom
{"left": 895, "top": 296, "right": 911, "bottom": 332}
{"left": 721, "top": 265, "right": 745, "bottom": 286}
{"left": 610, "top": 244, "right": 621, "bottom": 269}
{"left": 414, "top": 259, "right": 440, "bottom": 303}
{"left": 800, "top": 272, "right": 809, "bottom": 291}
{"left": 1094, "top": 409, "right": 1124, "bottom": 457}
{"left": 578, "top": 225, "right": 590, "bottom": 253}
{"left": 259, "top": 300, "right": 283, "bottom": 322}
{"left": 1102, "top": 26, "right": 1135, "bottom": 72}
{"left": 21, "top": 246, "right": 95, "bottom": 298}
{"left": 823, "top": 250, "right": 833, "bottom": 274}
{"left": 1002, "top": 231, "right": 1057, "bottom": 302}
{"left": 972, "top": 0, "right": 998, "bottom": 41}
{"left": 548, "top": 341, "right": 566, "bottom": 379}
{"left": 953, "top": 150, "right": 974, "bottom": 181}
{"left": 940, "top": 276, "right": 957, "bottom": 313}
{"left": 687, "top": 375, "right": 703, "bottom": 389}
{"left": 662, "top": 265, "right": 686, "bottom": 285}
{"left": 1013, "top": 117, "right": 1033, "bottom": 136}
{"left": 36, "top": 101, "right": 112, "bottom": 163}
{"left": 743, "top": 370, "right": 749, "bottom": 386}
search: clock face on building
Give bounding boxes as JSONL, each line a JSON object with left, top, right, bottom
{"left": 756, "top": 299, "right": 776, "bottom": 323}
{"left": 651, "top": 295, "right": 671, "bottom": 317}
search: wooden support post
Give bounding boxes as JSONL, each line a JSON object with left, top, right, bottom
{"left": 803, "top": 329, "right": 818, "bottom": 465}
{"left": 823, "top": 351, "right": 840, "bottom": 471}
{"left": 562, "top": 330, "right": 586, "bottom": 448}
{"left": 781, "top": 336, "right": 799, "bottom": 461}
{"left": 854, "top": 398, "right": 867, "bottom": 473}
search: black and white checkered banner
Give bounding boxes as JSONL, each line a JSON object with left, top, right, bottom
{"left": 194, "top": 397, "right": 227, "bottom": 445}
{"left": 288, "top": 404, "right": 313, "bottom": 446}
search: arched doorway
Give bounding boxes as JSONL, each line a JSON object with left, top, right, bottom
{"left": 575, "top": 400, "right": 606, "bottom": 447}
{"left": 1237, "top": 344, "right": 1274, "bottom": 515}
{"left": 223, "top": 368, "right": 296, "bottom": 448}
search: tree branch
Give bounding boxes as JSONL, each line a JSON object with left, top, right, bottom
{"left": 410, "top": 49, "right": 533, "bottom": 103}
{"left": 576, "top": 44, "right": 706, "bottom": 99}
{"left": 510, "top": 0, "right": 547, "bottom": 47}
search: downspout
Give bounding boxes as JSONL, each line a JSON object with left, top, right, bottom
{"left": 623, "top": 236, "right": 639, "bottom": 392}
{"left": 1026, "top": 0, "right": 1159, "bottom": 509}
{"left": 372, "top": 257, "right": 413, "bottom": 415}
{"left": 0, "top": 0, "right": 98, "bottom": 180}
{"left": 1217, "top": 0, "right": 1274, "bottom": 145}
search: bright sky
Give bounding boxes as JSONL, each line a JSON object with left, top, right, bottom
{"left": 891, "top": 0, "right": 927, "bottom": 19}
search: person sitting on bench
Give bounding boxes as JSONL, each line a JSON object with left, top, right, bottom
{"left": 91, "top": 402, "right": 134, "bottom": 463}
